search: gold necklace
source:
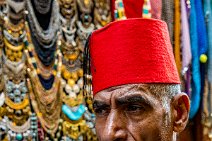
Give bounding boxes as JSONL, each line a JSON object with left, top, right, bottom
{"left": 27, "top": 78, "right": 61, "bottom": 136}
{"left": 25, "top": 20, "right": 63, "bottom": 135}
{"left": 5, "top": 96, "right": 29, "bottom": 110}
{"left": 62, "top": 119, "right": 87, "bottom": 140}
{"left": 25, "top": 44, "right": 62, "bottom": 104}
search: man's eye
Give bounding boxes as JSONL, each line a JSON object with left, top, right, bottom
{"left": 126, "top": 105, "right": 144, "bottom": 112}
{"left": 94, "top": 108, "right": 110, "bottom": 115}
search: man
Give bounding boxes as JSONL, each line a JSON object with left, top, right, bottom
{"left": 84, "top": 18, "right": 190, "bottom": 141}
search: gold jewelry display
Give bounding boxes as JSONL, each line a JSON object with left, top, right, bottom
{"left": 4, "top": 38, "right": 24, "bottom": 51}
{"left": 58, "top": 0, "right": 102, "bottom": 139}
{"left": 26, "top": 29, "right": 63, "bottom": 135}
{"left": 0, "top": 0, "right": 112, "bottom": 139}
{"left": 27, "top": 78, "right": 61, "bottom": 136}
{"left": 4, "top": 18, "right": 25, "bottom": 38}
{"left": 5, "top": 96, "right": 29, "bottom": 110}
{"left": 5, "top": 19, "right": 25, "bottom": 33}
{"left": 4, "top": 38, "right": 24, "bottom": 62}
{"left": 62, "top": 88, "right": 84, "bottom": 107}
{"left": 0, "top": 1, "right": 32, "bottom": 139}
{"left": 62, "top": 120, "right": 87, "bottom": 140}
{"left": 94, "top": 0, "right": 112, "bottom": 29}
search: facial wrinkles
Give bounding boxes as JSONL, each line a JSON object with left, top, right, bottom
{"left": 113, "top": 85, "right": 161, "bottom": 141}
{"left": 131, "top": 85, "right": 172, "bottom": 141}
{"left": 111, "top": 84, "right": 151, "bottom": 103}
{"left": 105, "top": 85, "right": 145, "bottom": 140}
{"left": 95, "top": 84, "right": 174, "bottom": 141}
{"left": 108, "top": 85, "right": 135, "bottom": 107}
{"left": 147, "top": 84, "right": 174, "bottom": 137}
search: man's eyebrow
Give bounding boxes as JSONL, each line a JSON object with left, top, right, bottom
{"left": 93, "top": 100, "right": 110, "bottom": 109}
{"left": 116, "top": 95, "right": 152, "bottom": 106}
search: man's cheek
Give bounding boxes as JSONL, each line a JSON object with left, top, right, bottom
{"left": 127, "top": 117, "right": 163, "bottom": 141}
{"left": 95, "top": 118, "right": 106, "bottom": 136}
{"left": 140, "top": 123, "right": 163, "bottom": 141}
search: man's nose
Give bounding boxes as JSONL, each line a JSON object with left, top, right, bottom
{"left": 102, "top": 110, "right": 127, "bottom": 141}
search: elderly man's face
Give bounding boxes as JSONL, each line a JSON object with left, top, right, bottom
{"left": 93, "top": 84, "right": 189, "bottom": 141}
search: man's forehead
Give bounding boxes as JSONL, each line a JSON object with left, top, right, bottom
{"left": 93, "top": 84, "right": 161, "bottom": 109}
{"left": 94, "top": 84, "right": 152, "bottom": 100}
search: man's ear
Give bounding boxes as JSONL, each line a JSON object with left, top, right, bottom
{"left": 172, "top": 93, "right": 190, "bottom": 132}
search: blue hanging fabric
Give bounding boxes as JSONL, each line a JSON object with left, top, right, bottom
{"left": 189, "top": 0, "right": 201, "bottom": 119}
{"left": 195, "top": 0, "right": 208, "bottom": 57}
{"left": 195, "top": 0, "right": 209, "bottom": 122}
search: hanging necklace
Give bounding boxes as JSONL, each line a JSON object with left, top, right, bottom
{"left": 33, "top": 0, "right": 52, "bottom": 14}
{"left": 60, "top": 14, "right": 77, "bottom": 47}
{"left": 27, "top": 78, "right": 62, "bottom": 136}
{"left": 25, "top": 32, "right": 62, "bottom": 135}
{"left": 26, "top": 42, "right": 60, "bottom": 89}
{"left": 30, "top": 32, "right": 57, "bottom": 66}
{"left": 2, "top": 50, "right": 26, "bottom": 75}
{"left": 1, "top": 114, "right": 38, "bottom": 141}
{"left": 59, "top": 0, "right": 78, "bottom": 47}
{"left": 76, "top": 21, "right": 94, "bottom": 40}
{"left": 26, "top": 0, "right": 59, "bottom": 47}
{"left": 27, "top": 0, "right": 58, "bottom": 66}
{"left": 76, "top": 0, "right": 94, "bottom": 41}
{"left": 6, "top": 0, "right": 25, "bottom": 14}
{"left": 4, "top": 79, "right": 28, "bottom": 104}
{"left": 94, "top": 0, "right": 111, "bottom": 29}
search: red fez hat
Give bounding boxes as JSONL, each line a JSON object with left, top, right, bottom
{"left": 88, "top": 18, "right": 180, "bottom": 95}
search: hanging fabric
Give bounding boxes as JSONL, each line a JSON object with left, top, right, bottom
{"left": 181, "top": 0, "right": 192, "bottom": 70}
{"left": 174, "top": 0, "right": 182, "bottom": 74}
{"left": 161, "top": 0, "right": 174, "bottom": 46}
{"left": 181, "top": 0, "right": 192, "bottom": 97}
{"left": 189, "top": 0, "right": 201, "bottom": 119}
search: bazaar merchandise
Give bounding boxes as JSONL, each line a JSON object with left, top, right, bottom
{"left": 0, "top": 0, "right": 111, "bottom": 140}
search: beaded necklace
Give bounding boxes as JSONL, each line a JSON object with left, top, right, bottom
{"left": 34, "top": 0, "right": 52, "bottom": 14}
{"left": 25, "top": 22, "right": 62, "bottom": 136}
{"left": 94, "top": 0, "right": 112, "bottom": 29}
{"left": 58, "top": 1, "right": 97, "bottom": 140}
{"left": 6, "top": 0, "right": 25, "bottom": 14}
{"left": 76, "top": 0, "right": 95, "bottom": 42}
{"left": 25, "top": 39, "right": 61, "bottom": 100}
{"left": 0, "top": 113, "right": 38, "bottom": 141}
{"left": 27, "top": 15, "right": 57, "bottom": 66}
{"left": 26, "top": 44, "right": 58, "bottom": 89}
{"left": 26, "top": 0, "right": 59, "bottom": 47}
